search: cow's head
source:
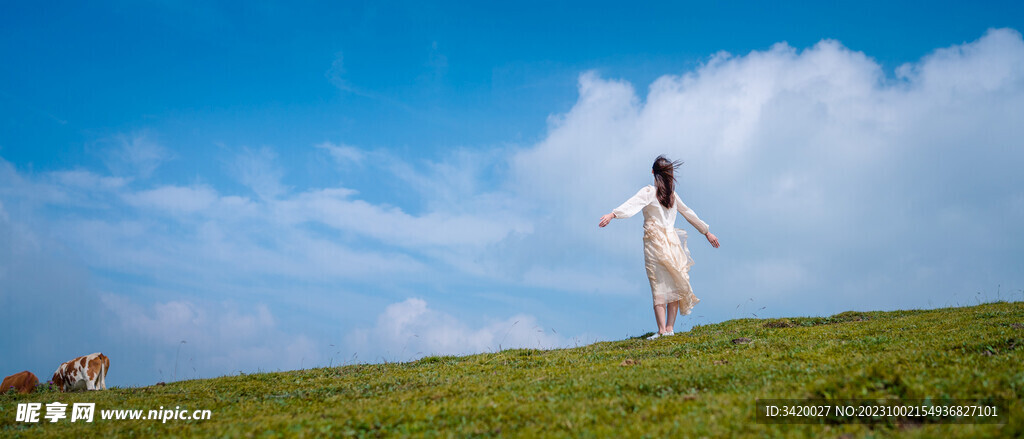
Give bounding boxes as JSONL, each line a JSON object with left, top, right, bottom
{"left": 51, "top": 372, "right": 64, "bottom": 392}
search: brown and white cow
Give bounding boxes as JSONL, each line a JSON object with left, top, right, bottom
{"left": 2, "top": 371, "right": 39, "bottom": 394}
{"left": 52, "top": 353, "right": 109, "bottom": 392}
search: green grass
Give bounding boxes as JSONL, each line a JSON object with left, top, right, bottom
{"left": 3, "top": 301, "right": 1023, "bottom": 438}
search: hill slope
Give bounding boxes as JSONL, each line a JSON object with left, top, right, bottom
{"left": 3, "top": 301, "right": 1022, "bottom": 437}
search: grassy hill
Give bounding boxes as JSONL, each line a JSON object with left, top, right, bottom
{"left": 3, "top": 301, "right": 1022, "bottom": 438}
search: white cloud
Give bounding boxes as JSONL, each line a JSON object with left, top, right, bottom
{"left": 123, "top": 185, "right": 219, "bottom": 213}
{"left": 273, "top": 185, "right": 529, "bottom": 248}
{"left": 101, "top": 294, "right": 319, "bottom": 378}
{"left": 347, "top": 298, "right": 566, "bottom": 361}
{"left": 49, "top": 170, "right": 130, "bottom": 191}
{"left": 898, "top": 28, "right": 1024, "bottom": 93}
{"left": 325, "top": 52, "right": 351, "bottom": 92}
{"left": 230, "top": 146, "right": 287, "bottom": 200}
{"left": 392, "top": 147, "right": 514, "bottom": 212}
{"left": 104, "top": 132, "right": 172, "bottom": 178}
{"left": 496, "top": 28, "right": 1024, "bottom": 311}
{"left": 0, "top": 159, "right": 100, "bottom": 208}
{"left": 51, "top": 205, "right": 427, "bottom": 285}
{"left": 316, "top": 141, "right": 365, "bottom": 166}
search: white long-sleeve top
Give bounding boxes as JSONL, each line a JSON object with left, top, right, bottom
{"left": 612, "top": 185, "right": 710, "bottom": 235}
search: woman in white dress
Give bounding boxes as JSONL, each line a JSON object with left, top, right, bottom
{"left": 598, "top": 156, "right": 720, "bottom": 339}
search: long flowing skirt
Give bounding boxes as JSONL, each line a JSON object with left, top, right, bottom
{"left": 643, "top": 221, "right": 700, "bottom": 315}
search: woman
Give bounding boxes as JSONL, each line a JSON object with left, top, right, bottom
{"left": 599, "top": 156, "right": 720, "bottom": 339}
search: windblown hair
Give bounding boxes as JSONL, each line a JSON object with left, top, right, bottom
{"left": 652, "top": 155, "right": 683, "bottom": 208}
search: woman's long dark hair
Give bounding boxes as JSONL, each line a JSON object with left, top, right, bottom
{"left": 653, "top": 155, "right": 683, "bottom": 208}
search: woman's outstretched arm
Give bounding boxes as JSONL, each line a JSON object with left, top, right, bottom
{"left": 599, "top": 186, "right": 653, "bottom": 227}
{"left": 674, "top": 193, "right": 719, "bottom": 248}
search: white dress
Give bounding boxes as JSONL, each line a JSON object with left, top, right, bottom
{"left": 612, "top": 185, "right": 710, "bottom": 315}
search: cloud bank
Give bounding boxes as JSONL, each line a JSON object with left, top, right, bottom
{"left": 502, "top": 28, "right": 1024, "bottom": 316}
{"left": 347, "top": 298, "right": 566, "bottom": 363}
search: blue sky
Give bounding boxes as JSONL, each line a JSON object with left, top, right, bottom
{"left": 2, "top": 1, "right": 1023, "bottom": 386}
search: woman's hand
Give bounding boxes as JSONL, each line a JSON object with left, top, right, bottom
{"left": 706, "top": 232, "right": 720, "bottom": 248}
{"left": 598, "top": 213, "right": 615, "bottom": 227}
